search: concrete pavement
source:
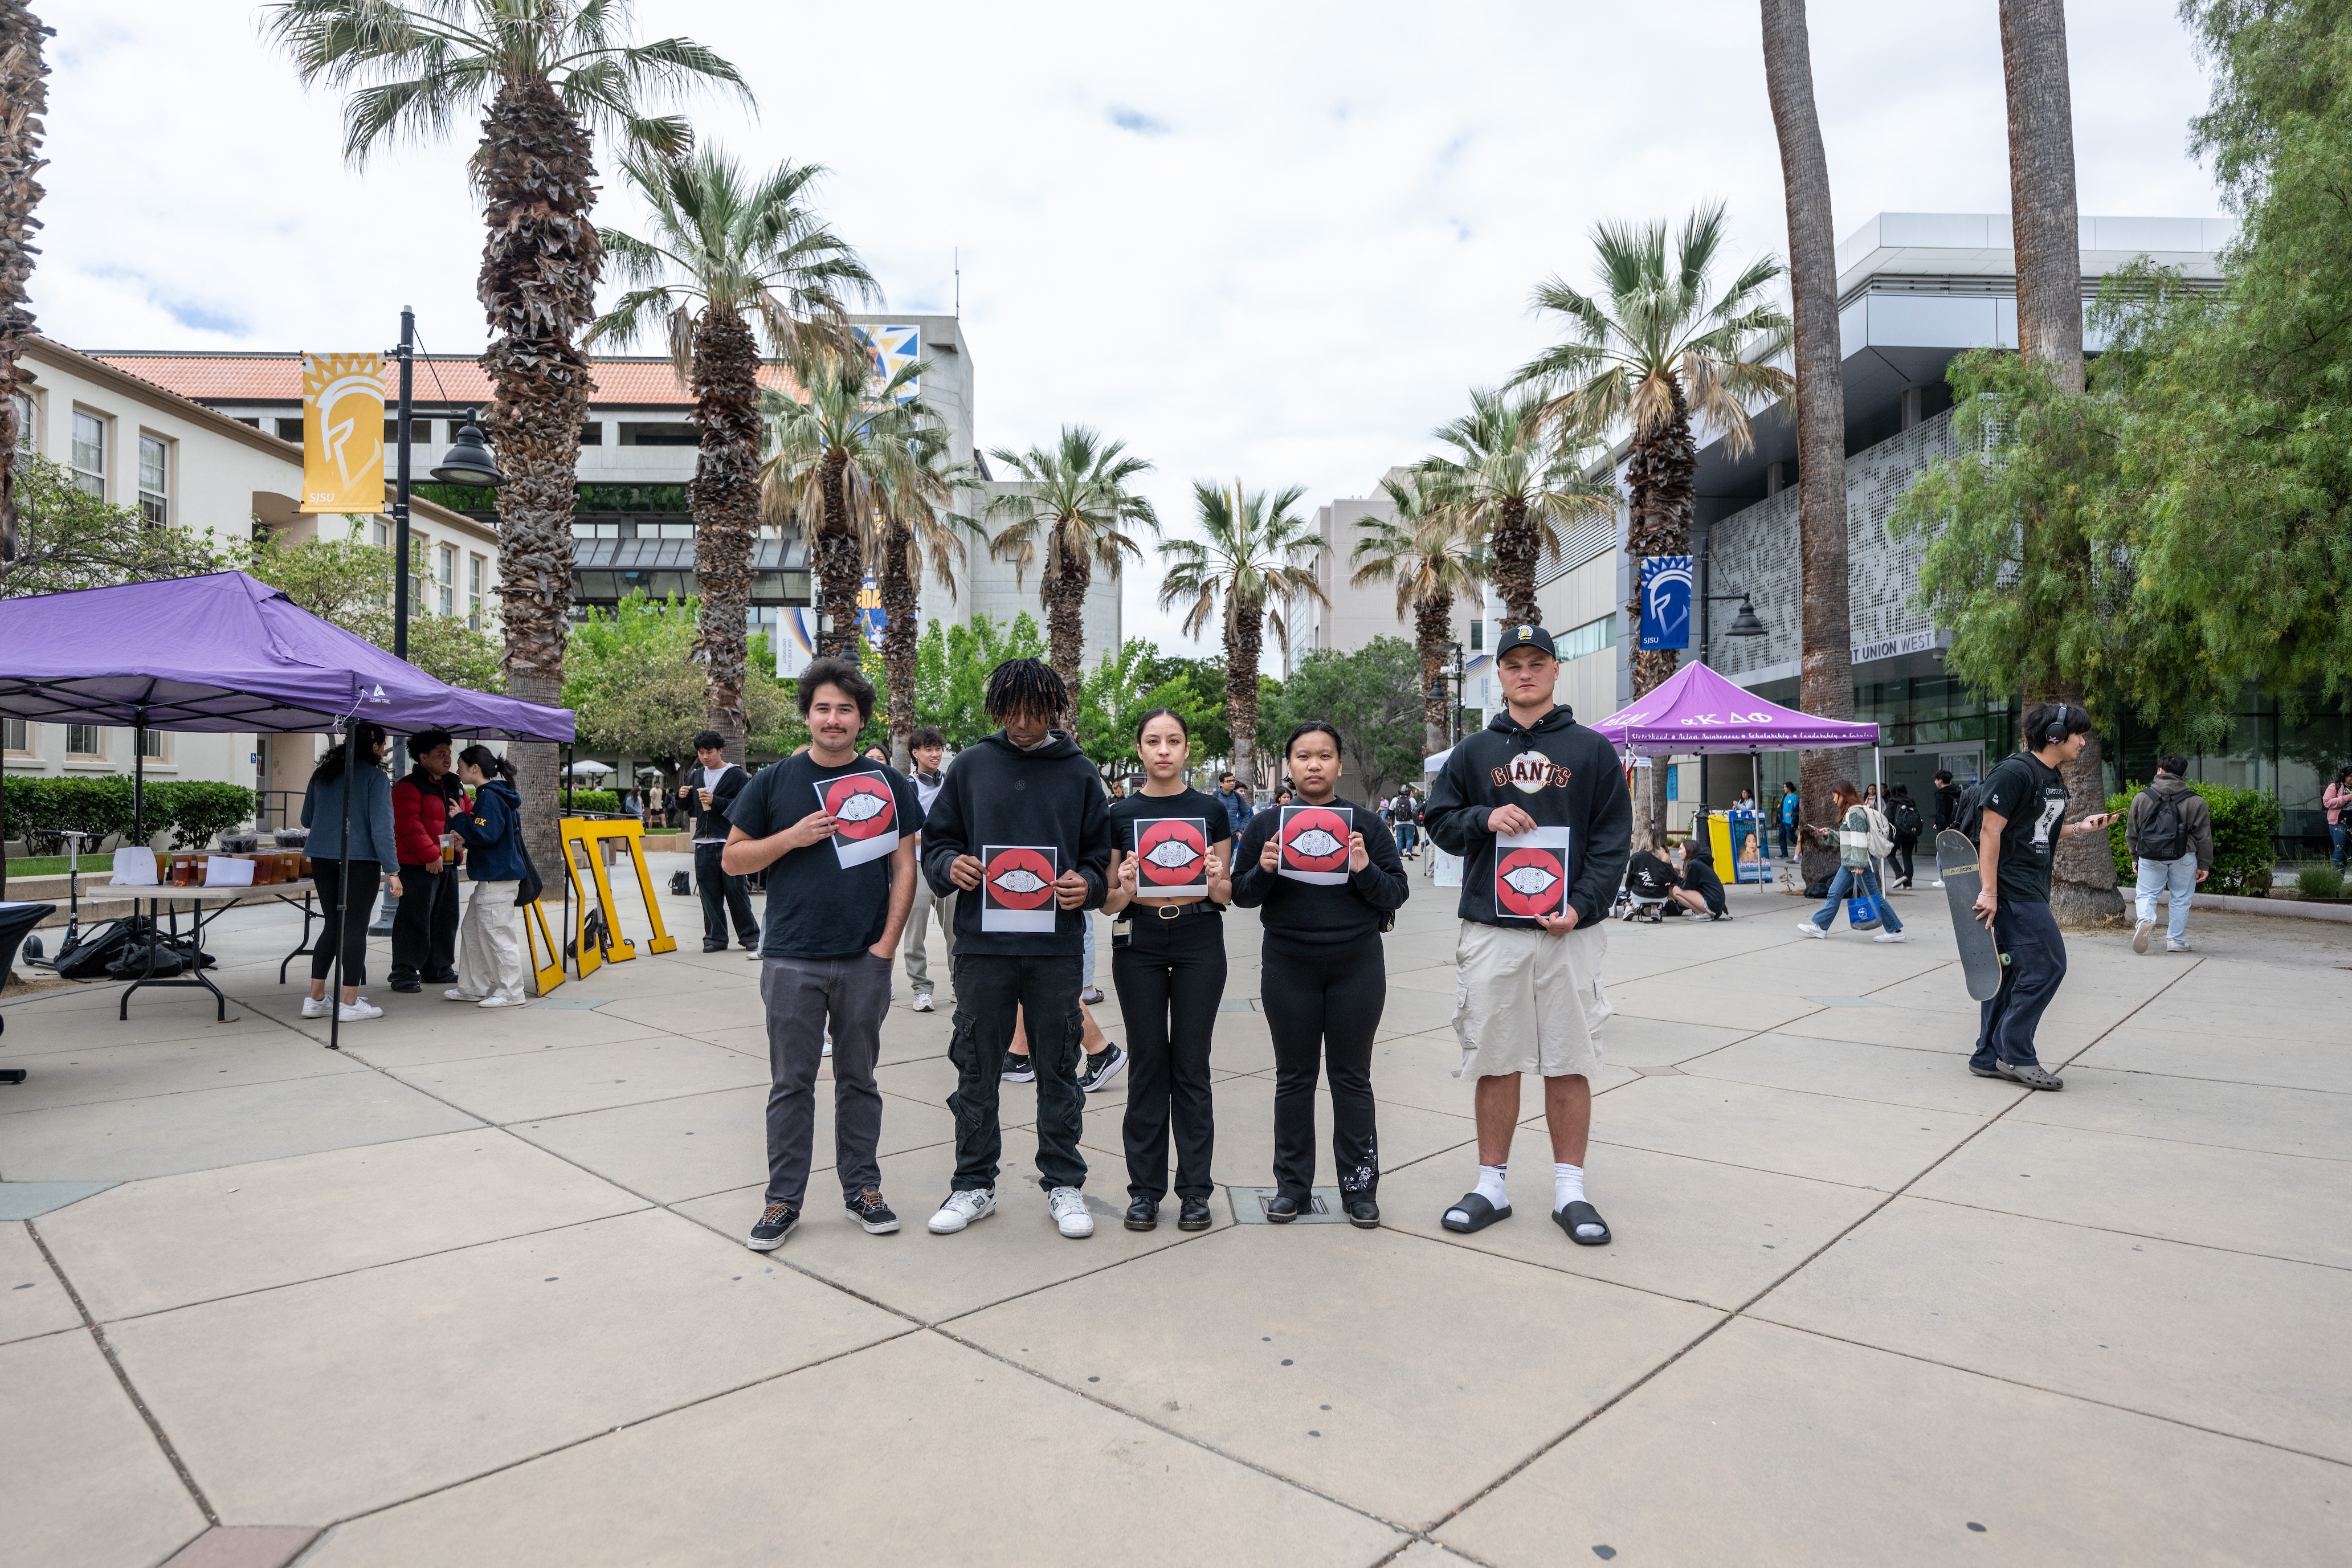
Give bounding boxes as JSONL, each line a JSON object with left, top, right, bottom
{"left": 2, "top": 861, "right": 2345, "bottom": 1566}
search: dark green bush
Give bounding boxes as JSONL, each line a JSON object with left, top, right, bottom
{"left": 2, "top": 774, "right": 254, "bottom": 854}
{"left": 151, "top": 781, "right": 261, "bottom": 850}
{"left": 2106, "top": 781, "right": 2280, "bottom": 897}
{"left": 560, "top": 789, "right": 622, "bottom": 816}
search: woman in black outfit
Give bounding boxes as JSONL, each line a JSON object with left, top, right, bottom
{"left": 1230, "top": 721, "right": 1410, "bottom": 1227}
{"left": 1102, "top": 709, "right": 1234, "bottom": 1235}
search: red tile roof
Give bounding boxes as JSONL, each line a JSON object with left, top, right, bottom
{"left": 87, "top": 352, "right": 802, "bottom": 409}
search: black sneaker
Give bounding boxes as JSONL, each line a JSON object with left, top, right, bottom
{"left": 1178, "top": 1196, "right": 1212, "bottom": 1231}
{"left": 1264, "top": 1193, "right": 1302, "bottom": 1224}
{"left": 745, "top": 1203, "right": 799, "bottom": 1250}
{"left": 1077, "top": 1042, "right": 1128, "bottom": 1094}
{"left": 1345, "top": 1197, "right": 1381, "bottom": 1229}
{"left": 1001, "top": 1050, "right": 1035, "bottom": 1083}
{"left": 1124, "top": 1198, "right": 1158, "bottom": 1231}
{"left": 845, "top": 1189, "right": 900, "bottom": 1234}
{"left": 389, "top": 977, "right": 421, "bottom": 994}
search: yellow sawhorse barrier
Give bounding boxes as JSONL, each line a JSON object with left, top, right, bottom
{"left": 537, "top": 816, "right": 680, "bottom": 987}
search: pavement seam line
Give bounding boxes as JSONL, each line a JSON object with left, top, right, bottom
{"left": 1898, "top": 1190, "right": 2352, "bottom": 1273}
{"left": 23, "top": 1218, "right": 220, "bottom": 1528}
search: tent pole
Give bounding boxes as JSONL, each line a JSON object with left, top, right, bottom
{"left": 329, "top": 718, "right": 353, "bottom": 1052}
{"left": 132, "top": 705, "right": 147, "bottom": 848}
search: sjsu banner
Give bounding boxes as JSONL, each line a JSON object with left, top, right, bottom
{"left": 1638, "top": 555, "right": 1692, "bottom": 651}
{"left": 299, "top": 353, "right": 386, "bottom": 514}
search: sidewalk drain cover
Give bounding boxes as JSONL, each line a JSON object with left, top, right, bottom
{"left": 1227, "top": 1187, "right": 1347, "bottom": 1224}
{"left": 0, "top": 1181, "right": 119, "bottom": 1220}
{"left": 1219, "top": 998, "right": 1257, "bottom": 1012}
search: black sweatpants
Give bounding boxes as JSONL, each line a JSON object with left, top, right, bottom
{"left": 389, "top": 860, "right": 459, "bottom": 983}
{"left": 1258, "top": 934, "right": 1384, "bottom": 1200}
{"left": 695, "top": 841, "right": 758, "bottom": 950}
{"left": 946, "top": 952, "right": 1089, "bottom": 1193}
{"left": 311, "top": 861, "right": 382, "bottom": 987}
{"left": 1889, "top": 834, "right": 1918, "bottom": 885}
{"left": 1112, "top": 914, "right": 1227, "bottom": 1202}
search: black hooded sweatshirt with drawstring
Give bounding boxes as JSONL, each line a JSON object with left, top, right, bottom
{"left": 919, "top": 728, "right": 1112, "bottom": 956}
{"left": 1423, "top": 704, "right": 1632, "bottom": 929}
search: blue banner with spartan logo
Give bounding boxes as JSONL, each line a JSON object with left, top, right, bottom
{"left": 1638, "top": 555, "right": 1692, "bottom": 651}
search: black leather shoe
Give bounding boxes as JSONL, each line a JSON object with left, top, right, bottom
{"left": 389, "top": 978, "right": 421, "bottom": 994}
{"left": 1123, "top": 1198, "right": 1158, "bottom": 1232}
{"left": 1345, "top": 1197, "right": 1381, "bottom": 1229}
{"left": 1263, "top": 1193, "right": 1302, "bottom": 1224}
{"left": 1178, "top": 1197, "right": 1212, "bottom": 1231}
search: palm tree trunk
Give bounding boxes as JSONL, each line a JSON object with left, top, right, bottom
{"left": 689, "top": 304, "right": 758, "bottom": 765}
{"left": 1227, "top": 597, "right": 1264, "bottom": 789}
{"left": 814, "top": 444, "right": 860, "bottom": 659}
{"left": 1415, "top": 591, "right": 1453, "bottom": 758}
{"left": 1620, "top": 387, "right": 1696, "bottom": 842}
{"left": 1042, "top": 549, "right": 1090, "bottom": 733}
{"left": 1491, "top": 494, "right": 1538, "bottom": 626}
{"left": 1763, "top": 0, "right": 1859, "bottom": 886}
{"left": 0, "top": 1, "right": 51, "bottom": 565}
{"left": 879, "top": 518, "right": 919, "bottom": 767}
{"left": 477, "top": 76, "right": 601, "bottom": 881}
{"left": 2002, "top": 0, "right": 2116, "bottom": 922}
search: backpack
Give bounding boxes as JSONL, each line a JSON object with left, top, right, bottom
{"left": 1889, "top": 795, "right": 1922, "bottom": 838}
{"left": 1953, "top": 782, "right": 1986, "bottom": 843}
{"left": 1862, "top": 806, "right": 1894, "bottom": 859}
{"left": 2137, "top": 786, "right": 2191, "bottom": 861}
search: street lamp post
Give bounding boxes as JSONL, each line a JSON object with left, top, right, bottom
{"left": 1694, "top": 553, "right": 1768, "bottom": 806}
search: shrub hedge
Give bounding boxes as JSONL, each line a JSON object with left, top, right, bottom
{"left": 2105, "top": 779, "right": 2280, "bottom": 897}
{"left": 559, "top": 789, "right": 622, "bottom": 816}
{"left": 3, "top": 774, "right": 259, "bottom": 854}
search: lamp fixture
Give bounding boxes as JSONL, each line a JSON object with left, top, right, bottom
{"left": 430, "top": 408, "right": 504, "bottom": 487}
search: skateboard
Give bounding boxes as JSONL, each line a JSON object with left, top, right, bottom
{"left": 1936, "top": 828, "right": 2007, "bottom": 1001}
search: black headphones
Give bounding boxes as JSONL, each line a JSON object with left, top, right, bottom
{"left": 2045, "top": 703, "right": 2069, "bottom": 746}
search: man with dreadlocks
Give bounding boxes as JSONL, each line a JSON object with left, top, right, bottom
{"left": 920, "top": 659, "right": 1116, "bottom": 1239}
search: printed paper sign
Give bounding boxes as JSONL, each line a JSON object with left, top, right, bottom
{"left": 1495, "top": 826, "right": 1573, "bottom": 920}
{"left": 816, "top": 770, "right": 900, "bottom": 868}
{"left": 1277, "top": 805, "right": 1353, "bottom": 886}
{"left": 981, "top": 844, "right": 1060, "bottom": 932}
{"left": 1130, "top": 817, "right": 1210, "bottom": 899}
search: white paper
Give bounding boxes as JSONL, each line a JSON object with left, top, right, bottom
{"left": 1494, "top": 827, "right": 1573, "bottom": 921}
{"left": 110, "top": 846, "right": 159, "bottom": 886}
{"left": 1275, "top": 805, "right": 1354, "bottom": 886}
{"left": 202, "top": 857, "right": 255, "bottom": 887}
{"left": 1130, "top": 817, "right": 1209, "bottom": 899}
{"left": 979, "top": 844, "right": 1060, "bottom": 933}
{"left": 814, "top": 770, "right": 901, "bottom": 868}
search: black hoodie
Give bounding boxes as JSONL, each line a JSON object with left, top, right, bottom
{"left": 1424, "top": 704, "right": 1631, "bottom": 928}
{"left": 920, "top": 729, "right": 1112, "bottom": 956}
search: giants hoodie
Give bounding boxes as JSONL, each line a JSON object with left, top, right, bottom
{"left": 920, "top": 729, "right": 1113, "bottom": 956}
{"left": 1423, "top": 705, "right": 1631, "bottom": 929}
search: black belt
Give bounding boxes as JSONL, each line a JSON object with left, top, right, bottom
{"left": 1116, "top": 901, "right": 1225, "bottom": 922}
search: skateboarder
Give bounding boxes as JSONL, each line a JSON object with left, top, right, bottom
{"left": 1968, "top": 703, "right": 2114, "bottom": 1091}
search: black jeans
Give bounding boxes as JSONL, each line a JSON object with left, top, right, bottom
{"left": 1889, "top": 834, "right": 1918, "bottom": 885}
{"left": 946, "top": 952, "right": 1088, "bottom": 1193}
{"left": 1258, "top": 934, "right": 1384, "bottom": 1199}
{"left": 1112, "top": 914, "right": 1227, "bottom": 1202}
{"left": 311, "top": 861, "right": 382, "bottom": 987}
{"left": 389, "top": 860, "right": 460, "bottom": 983}
{"left": 760, "top": 953, "right": 889, "bottom": 1208}
{"left": 695, "top": 841, "right": 758, "bottom": 950}
{"left": 1973, "top": 899, "right": 2068, "bottom": 1071}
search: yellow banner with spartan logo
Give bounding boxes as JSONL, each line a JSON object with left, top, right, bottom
{"left": 299, "top": 352, "right": 386, "bottom": 513}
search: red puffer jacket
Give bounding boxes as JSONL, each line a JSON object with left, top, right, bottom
{"left": 391, "top": 772, "right": 469, "bottom": 867}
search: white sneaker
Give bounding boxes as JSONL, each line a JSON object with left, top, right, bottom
{"left": 1048, "top": 1186, "right": 1095, "bottom": 1239}
{"left": 912, "top": 993, "right": 935, "bottom": 1013}
{"left": 477, "top": 995, "right": 524, "bottom": 1008}
{"left": 444, "top": 988, "right": 485, "bottom": 1002}
{"left": 337, "top": 999, "right": 382, "bottom": 1022}
{"left": 300, "top": 997, "right": 332, "bottom": 1018}
{"left": 2133, "top": 920, "right": 2154, "bottom": 954}
{"left": 1795, "top": 922, "right": 1827, "bottom": 939}
{"left": 822, "top": 1030, "right": 833, "bottom": 1058}
{"left": 1873, "top": 931, "right": 1909, "bottom": 943}
{"left": 928, "top": 1187, "right": 996, "bottom": 1235}
{"left": 2166, "top": 939, "right": 2191, "bottom": 952}
{"left": 1931, "top": 880, "right": 1945, "bottom": 889}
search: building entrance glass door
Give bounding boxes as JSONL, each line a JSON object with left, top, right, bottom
{"left": 1880, "top": 743, "right": 1982, "bottom": 815}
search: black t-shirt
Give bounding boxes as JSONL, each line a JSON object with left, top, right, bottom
{"left": 1979, "top": 752, "right": 2070, "bottom": 905}
{"left": 1107, "top": 787, "right": 1234, "bottom": 908}
{"left": 726, "top": 753, "right": 923, "bottom": 960}
{"left": 1626, "top": 850, "right": 1679, "bottom": 897}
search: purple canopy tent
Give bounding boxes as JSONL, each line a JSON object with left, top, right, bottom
{"left": 1591, "top": 659, "right": 1882, "bottom": 816}
{"left": 0, "top": 573, "right": 574, "bottom": 1047}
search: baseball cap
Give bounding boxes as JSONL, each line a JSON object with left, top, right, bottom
{"left": 1497, "top": 623, "right": 1557, "bottom": 658}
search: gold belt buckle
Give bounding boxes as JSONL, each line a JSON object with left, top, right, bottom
{"left": 1157, "top": 903, "right": 1181, "bottom": 920}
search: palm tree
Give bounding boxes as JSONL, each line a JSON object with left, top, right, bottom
{"left": 265, "top": 0, "right": 749, "bottom": 871}
{"left": 1159, "top": 480, "right": 1325, "bottom": 789}
{"left": 982, "top": 427, "right": 1159, "bottom": 728}
{"left": 1349, "top": 470, "right": 1488, "bottom": 758}
{"left": 0, "top": 0, "right": 51, "bottom": 565}
{"left": 586, "top": 145, "right": 877, "bottom": 764}
{"left": 873, "top": 423, "right": 979, "bottom": 766}
{"left": 1419, "top": 387, "right": 1614, "bottom": 627}
{"left": 1761, "top": 0, "right": 1860, "bottom": 885}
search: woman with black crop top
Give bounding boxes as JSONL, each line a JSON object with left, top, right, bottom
{"left": 1230, "top": 720, "right": 1411, "bottom": 1227}
{"left": 1102, "top": 708, "right": 1234, "bottom": 1235}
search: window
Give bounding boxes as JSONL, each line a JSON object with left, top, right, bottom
{"left": 236, "top": 416, "right": 261, "bottom": 429}
{"left": 1469, "top": 619, "right": 1483, "bottom": 652}
{"left": 9, "top": 389, "right": 32, "bottom": 464}
{"left": 437, "top": 543, "right": 456, "bottom": 615}
{"left": 579, "top": 422, "right": 603, "bottom": 446}
{"left": 616, "top": 422, "right": 697, "bottom": 447}
{"left": 70, "top": 410, "right": 105, "bottom": 496}
{"left": 276, "top": 416, "right": 305, "bottom": 442}
{"left": 1555, "top": 614, "right": 1616, "bottom": 663}
{"left": 371, "top": 520, "right": 389, "bottom": 549}
{"left": 66, "top": 724, "right": 104, "bottom": 758}
{"left": 468, "top": 554, "right": 484, "bottom": 630}
{"left": 3, "top": 716, "right": 27, "bottom": 753}
{"left": 382, "top": 418, "right": 428, "bottom": 444}
{"left": 139, "top": 728, "right": 167, "bottom": 761}
{"left": 138, "top": 434, "right": 169, "bottom": 526}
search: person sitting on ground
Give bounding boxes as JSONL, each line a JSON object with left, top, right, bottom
{"left": 1622, "top": 834, "right": 1685, "bottom": 920}
{"left": 1675, "top": 819, "right": 1731, "bottom": 920}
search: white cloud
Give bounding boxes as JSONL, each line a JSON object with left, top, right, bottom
{"left": 33, "top": 1, "right": 2219, "bottom": 655}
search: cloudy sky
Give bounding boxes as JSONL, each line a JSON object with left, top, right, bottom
{"left": 37, "top": 1, "right": 2222, "bottom": 654}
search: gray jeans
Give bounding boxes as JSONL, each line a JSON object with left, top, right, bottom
{"left": 901, "top": 881, "right": 956, "bottom": 998}
{"left": 760, "top": 952, "right": 889, "bottom": 1208}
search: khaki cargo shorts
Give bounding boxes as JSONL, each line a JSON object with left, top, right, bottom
{"left": 1451, "top": 919, "right": 1610, "bottom": 1080}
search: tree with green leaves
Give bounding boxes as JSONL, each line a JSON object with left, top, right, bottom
{"left": 912, "top": 611, "right": 1047, "bottom": 746}
{"left": 265, "top": 0, "right": 749, "bottom": 872}
{"left": 247, "top": 522, "right": 507, "bottom": 692}
{"left": 587, "top": 145, "right": 876, "bottom": 764}
{"left": 873, "top": 423, "right": 979, "bottom": 767}
{"left": 1256, "top": 637, "right": 1425, "bottom": 803}
{"left": 1073, "top": 638, "right": 1222, "bottom": 782}
{"left": 564, "top": 592, "right": 797, "bottom": 806}
{"left": 0, "top": 456, "right": 237, "bottom": 597}
{"left": 1349, "top": 469, "right": 1488, "bottom": 757}
{"left": 982, "top": 426, "right": 1159, "bottom": 727}
{"left": 1159, "top": 480, "right": 1325, "bottom": 790}
{"left": 1419, "top": 388, "right": 1611, "bottom": 629}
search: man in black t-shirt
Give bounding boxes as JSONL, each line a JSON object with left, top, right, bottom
{"left": 721, "top": 658, "right": 922, "bottom": 1250}
{"left": 1969, "top": 703, "right": 2115, "bottom": 1091}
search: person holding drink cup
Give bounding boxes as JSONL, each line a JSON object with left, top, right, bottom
{"left": 389, "top": 728, "right": 468, "bottom": 993}
{"left": 680, "top": 730, "right": 758, "bottom": 953}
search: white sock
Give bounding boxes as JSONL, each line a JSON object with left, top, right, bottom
{"left": 1554, "top": 1163, "right": 1586, "bottom": 1211}
{"left": 1474, "top": 1164, "right": 1508, "bottom": 1207}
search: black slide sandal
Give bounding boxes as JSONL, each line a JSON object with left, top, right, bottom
{"left": 1554, "top": 1200, "right": 1611, "bottom": 1246}
{"left": 1442, "top": 1193, "right": 1511, "bottom": 1234}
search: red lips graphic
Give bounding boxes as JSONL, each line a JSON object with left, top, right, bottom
{"left": 1135, "top": 819, "right": 1207, "bottom": 887}
{"left": 1496, "top": 847, "right": 1568, "bottom": 918}
{"left": 823, "top": 774, "right": 896, "bottom": 840}
{"left": 1281, "top": 806, "right": 1351, "bottom": 873}
{"left": 984, "top": 847, "right": 1057, "bottom": 910}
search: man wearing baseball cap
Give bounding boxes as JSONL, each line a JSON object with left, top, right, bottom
{"left": 1423, "top": 623, "right": 1631, "bottom": 1244}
